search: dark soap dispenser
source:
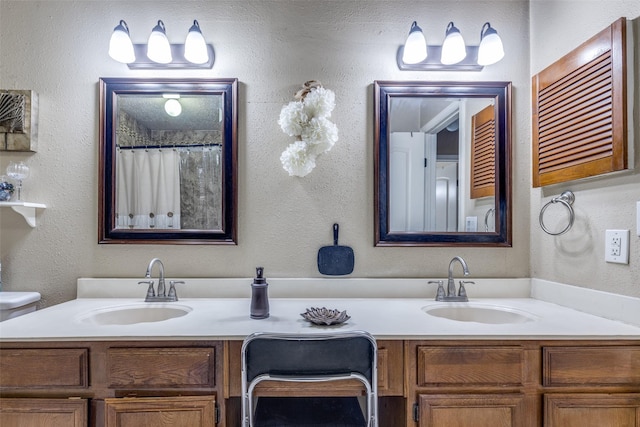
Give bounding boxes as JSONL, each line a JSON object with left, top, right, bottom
{"left": 250, "top": 267, "right": 269, "bottom": 319}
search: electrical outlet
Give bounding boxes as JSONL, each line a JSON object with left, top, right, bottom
{"left": 465, "top": 217, "right": 477, "bottom": 232}
{"left": 605, "top": 229, "right": 629, "bottom": 264}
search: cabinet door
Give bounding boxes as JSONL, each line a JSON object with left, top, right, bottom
{"left": 104, "top": 396, "right": 216, "bottom": 427}
{"left": 0, "top": 398, "right": 87, "bottom": 427}
{"left": 418, "top": 394, "right": 525, "bottom": 427}
{"left": 545, "top": 394, "right": 640, "bottom": 427}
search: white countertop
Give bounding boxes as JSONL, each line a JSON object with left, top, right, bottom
{"left": 1, "top": 295, "right": 639, "bottom": 341}
{"left": 1, "top": 278, "right": 639, "bottom": 342}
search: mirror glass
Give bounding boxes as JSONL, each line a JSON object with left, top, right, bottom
{"left": 99, "top": 78, "right": 237, "bottom": 244}
{"left": 374, "top": 81, "right": 511, "bottom": 246}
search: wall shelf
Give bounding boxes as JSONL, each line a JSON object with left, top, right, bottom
{"left": 0, "top": 201, "right": 46, "bottom": 227}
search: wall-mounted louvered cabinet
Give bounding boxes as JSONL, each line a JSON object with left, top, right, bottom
{"left": 532, "top": 17, "right": 630, "bottom": 187}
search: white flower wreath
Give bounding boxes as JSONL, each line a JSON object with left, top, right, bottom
{"left": 278, "top": 81, "right": 338, "bottom": 177}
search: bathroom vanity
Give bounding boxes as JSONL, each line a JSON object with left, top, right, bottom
{"left": 0, "top": 278, "right": 639, "bottom": 427}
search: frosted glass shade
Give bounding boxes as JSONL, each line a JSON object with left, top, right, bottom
{"left": 147, "top": 20, "right": 172, "bottom": 64}
{"left": 402, "top": 21, "right": 427, "bottom": 64}
{"left": 164, "top": 99, "right": 182, "bottom": 117}
{"left": 440, "top": 22, "right": 466, "bottom": 65}
{"left": 108, "top": 20, "right": 135, "bottom": 63}
{"left": 184, "top": 20, "right": 209, "bottom": 64}
{"left": 478, "top": 22, "right": 504, "bottom": 66}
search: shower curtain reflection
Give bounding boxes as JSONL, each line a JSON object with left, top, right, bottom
{"left": 116, "top": 145, "right": 222, "bottom": 230}
{"left": 179, "top": 146, "right": 222, "bottom": 230}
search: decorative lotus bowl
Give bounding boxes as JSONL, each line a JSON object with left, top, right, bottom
{"left": 301, "top": 307, "right": 350, "bottom": 326}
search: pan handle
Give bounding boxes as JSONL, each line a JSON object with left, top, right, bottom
{"left": 333, "top": 223, "right": 339, "bottom": 245}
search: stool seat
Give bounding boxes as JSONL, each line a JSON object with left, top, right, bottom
{"left": 254, "top": 397, "right": 365, "bottom": 427}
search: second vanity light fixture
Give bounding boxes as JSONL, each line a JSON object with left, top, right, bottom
{"left": 398, "top": 21, "right": 505, "bottom": 71}
{"left": 108, "top": 19, "right": 215, "bottom": 69}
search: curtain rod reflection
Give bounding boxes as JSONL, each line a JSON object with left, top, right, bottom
{"left": 117, "top": 142, "right": 221, "bottom": 150}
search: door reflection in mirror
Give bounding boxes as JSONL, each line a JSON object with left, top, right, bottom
{"left": 388, "top": 97, "right": 496, "bottom": 233}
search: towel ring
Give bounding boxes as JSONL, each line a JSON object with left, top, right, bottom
{"left": 539, "top": 190, "right": 575, "bottom": 236}
{"left": 484, "top": 208, "right": 495, "bottom": 232}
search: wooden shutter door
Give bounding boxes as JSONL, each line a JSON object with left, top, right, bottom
{"left": 532, "top": 18, "right": 628, "bottom": 187}
{"left": 471, "top": 103, "right": 496, "bottom": 199}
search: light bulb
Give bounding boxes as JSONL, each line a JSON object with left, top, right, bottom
{"left": 402, "top": 21, "right": 427, "bottom": 64}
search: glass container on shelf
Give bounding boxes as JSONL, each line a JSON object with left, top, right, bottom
{"left": 6, "top": 161, "right": 30, "bottom": 201}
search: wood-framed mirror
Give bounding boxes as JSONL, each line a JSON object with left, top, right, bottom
{"left": 99, "top": 78, "right": 238, "bottom": 244}
{"left": 374, "top": 81, "right": 512, "bottom": 246}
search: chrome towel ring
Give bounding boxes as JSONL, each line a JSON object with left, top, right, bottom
{"left": 484, "top": 208, "right": 495, "bottom": 232}
{"left": 539, "top": 190, "right": 575, "bottom": 236}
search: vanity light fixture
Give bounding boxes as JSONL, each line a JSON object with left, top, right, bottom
{"left": 397, "top": 21, "right": 504, "bottom": 71}
{"left": 108, "top": 19, "right": 215, "bottom": 69}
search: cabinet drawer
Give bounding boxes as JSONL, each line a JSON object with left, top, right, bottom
{"left": 416, "top": 346, "right": 523, "bottom": 386}
{"left": 0, "top": 398, "right": 88, "bottom": 427}
{"left": 418, "top": 393, "right": 525, "bottom": 426}
{"left": 543, "top": 346, "right": 640, "bottom": 386}
{"left": 545, "top": 393, "right": 640, "bottom": 426}
{"left": 107, "top": 347, "right": 215, "bottom": 388}
{"left": 0, "top": 348, "right": 89, "bottom": 388}
{"left": 104, "top": 396, "right": 216, "bottom": 427}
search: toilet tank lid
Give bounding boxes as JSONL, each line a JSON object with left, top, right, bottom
{"left": 0, "top": 292, "right": 41, "bottom": 309}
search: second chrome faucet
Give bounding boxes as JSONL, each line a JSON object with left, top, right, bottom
{"left": 430, "top": 256, "right": 474, "bottom": 302}
{"left": 139, "top": 258, "right": 184, "bottom": 302}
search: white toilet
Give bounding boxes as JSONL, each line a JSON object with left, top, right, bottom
{"left": 0, "top": 292, "right": 41, "bottom": 321}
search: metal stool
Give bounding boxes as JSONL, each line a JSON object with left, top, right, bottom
{"left": 241, "top": 331, "right": 378, "bottom": 427}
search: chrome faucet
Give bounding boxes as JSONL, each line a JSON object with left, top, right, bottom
{"left": 139, "top": 258, "right": 183, "bottom": 302}
{"left": 431, "top": 256, "right": 473, "bottom": 302}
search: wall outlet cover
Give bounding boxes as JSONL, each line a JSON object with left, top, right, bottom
{"left": 605, "top": 229, "right": 629, "bottom": 264}
{"left": 465, "top": 216, "right": 478, "bottom": 232}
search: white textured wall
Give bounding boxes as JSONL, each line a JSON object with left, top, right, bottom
{"left": 1, "top": 0, "right": 531, "bottom": 307}
{"left": 530, "top": 1, "right": 640, "bottom": 297}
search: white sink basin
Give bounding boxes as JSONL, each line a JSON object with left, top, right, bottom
{"left": 422, "top": 303, "right": 537, "bottom": 324}
{"left": 76, "top": 303, "right": 192, "bottom": 325}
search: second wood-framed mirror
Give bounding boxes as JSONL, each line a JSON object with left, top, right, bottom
{"left": 99, "top": 77, "right": 238, "bottom": 244}
{"left": 374, "top": 81, "right": 512, "bottom": 246}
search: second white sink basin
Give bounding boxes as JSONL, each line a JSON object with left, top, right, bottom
{"left": 423, "top": 303, "right": 537, "bottom": 324}
{"left": 77, "top": 303, "right": 192, "bottom": 325}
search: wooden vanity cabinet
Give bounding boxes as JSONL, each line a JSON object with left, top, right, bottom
{"left": 406, "top": 340, "right": 640, "bottom": 427}
{"left": 3, "top": 339, "right": 640, "bottom": 426}
{"left": 542, "top": 345, "right": 640, "bottom": 427}
{"left": 0, "top": 341, "right": 225, "bottom": 427}
{"left": 406, "top": 341, "right": 539, "bottom": 427}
